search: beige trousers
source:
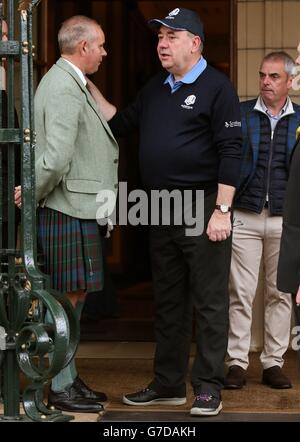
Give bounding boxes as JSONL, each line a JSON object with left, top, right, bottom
{"left": 226, "top": 208, "right": 292, "bottom": 370}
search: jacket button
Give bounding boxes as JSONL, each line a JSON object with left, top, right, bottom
{"left": 114, "top": 184, "right": 118, "bottom": 189}
{"left": 114, "top": 159, "right": 118, "bottom": 164}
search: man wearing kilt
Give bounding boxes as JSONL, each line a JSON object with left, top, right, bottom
{"left": 15, "top": 16, "right": 119, "bottom": 413}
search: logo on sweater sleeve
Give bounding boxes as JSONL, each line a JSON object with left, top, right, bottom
{"left": 225, "top": 121, "right": 241, "bottom": 128}
{"left": 181, "top": 95, "right": 197, "bottom": 110}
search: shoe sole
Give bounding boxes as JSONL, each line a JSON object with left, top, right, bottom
{"left": 122, "top": 396, "right": 187, "bottom": 406}
{"left": 223, "top": 380, "right": 246, "bottom": 390}
{"left": 190, "top": 401, "right": 223, "bottom": 416}
{"left": 48, "top": 403, "right": 104, "bottom": 413}
{"left": 262, "top": 381, "right": 292, "bottom": 389}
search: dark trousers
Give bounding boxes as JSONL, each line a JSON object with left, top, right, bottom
{"left": 149, "top": 192, "right": 231, "bottom": 396}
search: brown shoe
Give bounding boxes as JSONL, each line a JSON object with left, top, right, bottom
{"left": 224, "top": 365, "right": 246, "bottom": 389}
{"left": 262, "top": 366, "right": 292, "bottom": 389}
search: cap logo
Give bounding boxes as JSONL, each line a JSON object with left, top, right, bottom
{"left": 166, "top": 8, "right": 180, "bottom": 19}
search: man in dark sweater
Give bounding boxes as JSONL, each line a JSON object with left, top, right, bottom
{"left": 89, "top": 7, "right": 242, "bottom": 416}
{"left": 224, "top": 52, "right": 300, "bottom": 391}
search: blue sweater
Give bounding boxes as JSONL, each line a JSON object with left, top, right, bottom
{"left": 109, "top": 66, "right": 242, "bottom": 192}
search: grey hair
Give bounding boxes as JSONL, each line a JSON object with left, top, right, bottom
{"left": 58, "top": 15, "right": 101, "bottom": 55}
{"left": 187, "top": 31, "right": 204, "bottom": 53}
{"left": 261, "top": 51, "right": 296, "bottom": 76}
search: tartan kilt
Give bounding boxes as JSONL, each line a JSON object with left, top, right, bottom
{"left": 37, "top": 207, "right": 104, "bottom": 294}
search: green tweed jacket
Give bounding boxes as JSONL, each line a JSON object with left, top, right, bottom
{"left": 35, "top": 57, "right": 119, "bottom": 220}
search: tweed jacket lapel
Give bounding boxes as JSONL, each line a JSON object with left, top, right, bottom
{"left": 56, "top": 58, "right": 116, "bottom": 142}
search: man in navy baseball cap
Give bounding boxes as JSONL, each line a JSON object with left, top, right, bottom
{"left": 89, "top": 2, "right": 242, "bottom": 419}
{"left": 148, "top": 7, "right": 205, "bottom": 41}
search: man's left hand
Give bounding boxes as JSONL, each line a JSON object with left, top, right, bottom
{"left": 206, "top": 210, "right": 232, "bottom": 242}
{"left": 14, "top": 185, "right": 21, "bottom": 208}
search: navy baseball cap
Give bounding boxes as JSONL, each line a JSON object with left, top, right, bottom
{"left": 148, "top": 7, "right": 205, "bottom": 41}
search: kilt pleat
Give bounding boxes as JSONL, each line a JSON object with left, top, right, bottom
{"left": 38, "top": 207, "right": 103, "bottom": 294}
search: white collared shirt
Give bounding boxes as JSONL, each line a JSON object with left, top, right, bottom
{"left": 254, "top": 96, "right": 294, "bottom": 132}
{"left": 62, "top": 58, "right": 87, "bottom": 86}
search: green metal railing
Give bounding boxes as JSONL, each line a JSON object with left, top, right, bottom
{"left": 0, "top": 0, "right": 79, "bottom": 422}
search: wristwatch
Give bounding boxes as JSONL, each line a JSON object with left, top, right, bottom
{"left": 215, "top": 204, "right": 231, "bottom": 214}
